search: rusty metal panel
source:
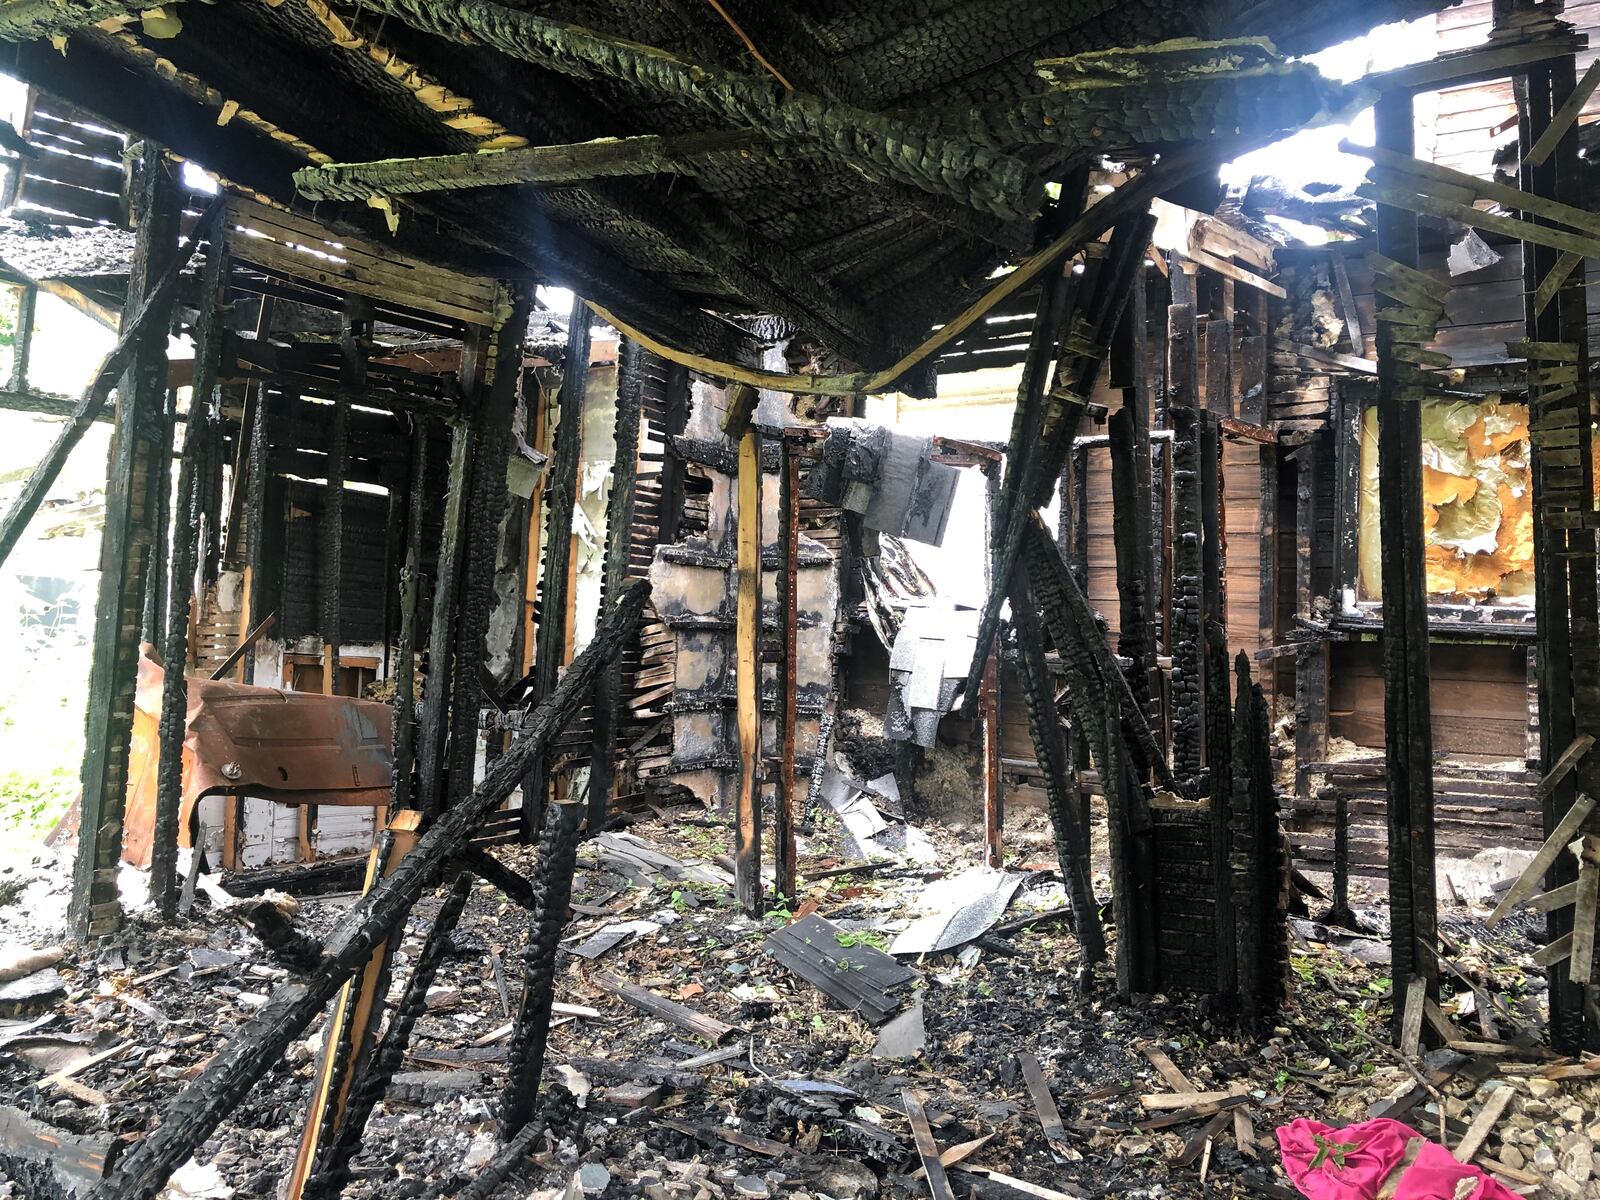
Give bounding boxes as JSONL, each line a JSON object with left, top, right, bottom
{"left": 123, "top": 654, "right": 392, "bottom": 867}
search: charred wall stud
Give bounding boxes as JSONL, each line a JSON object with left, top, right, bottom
{"left": 70, "top": 142, "right": 181, "bottom": 939}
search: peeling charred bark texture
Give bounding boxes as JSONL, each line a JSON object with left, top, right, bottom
{"left": 658, "top": 363, "right": 691, "bottom": 546}
{"left": 90, "top": 581, "right": 649, "bottom": 1200}
{"left": 0, "top": 197, "right": 218, "bottom": 572}
{"left": 459, "top": 1120, "right": 545, "bottom": 1200}
{"left": 1168, "top": 306, "right": 1204, "bottom": 788}
{"left": 389, "top": 423, "right": 430, "bottom": 817}
{"left": 295, "top": 131, "right": 757, "bottom": 200}
{"left": 773, "top": 436, "right": 801, "bottom": 902}
{"left": 1517, "top": 55, "right": 1600, "bottom": 1051}
{"left": 449, "top": 288, "right": 536, "bottom": 810}
{"left": 589, "top": 335, "right": 644, "bottom": 832}
{"left": 1022, "top": 517, "right": 1159, "bottom": 995}
{"left": 1008, "top": 563, "right": 1103, "bottom": 964}
{"left": 151, "top": 218, "right": 227, "bottom": 918}
{"left": 71, "top": 145, "right": 181, "bottom": 941}
{"left": 359, "top": 0, "right": 1044, "bottom": 221}
{"left": 1373, "top": 90, "right": 1438, "bottom": 1041}
{"left": 500, "top": 798, "right": 585, "bottom": 1137}
{"left": 522, "top": 296, "right": 589, "bottom": 839}
{"left": 303, "top": 871, "right": 474, "bottom": 1199}
{"left": 460, "top": 845, "right": 539, "bottom": 912}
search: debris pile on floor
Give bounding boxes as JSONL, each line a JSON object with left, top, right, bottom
{"left": 2, "top": 813, "right": 1598, "bottom": 1199}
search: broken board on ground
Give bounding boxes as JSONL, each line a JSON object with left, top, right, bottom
{"left": 764, "top": 914, "right": 918, "bottom": 1025}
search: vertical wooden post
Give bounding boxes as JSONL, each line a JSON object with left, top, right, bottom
{"left": 1372, "top": 89, "right": 1439, "bottom": 1039}
{"left": 140, "top": 387, "right": 174, "bottom": 649}
{"left": 773, "top": 432, "right": 802, "bottom": 902}
{"left": 731, "top": 383, "right": 763, "bottom": 916}
{"left": 8, "top": 282, "right": 35, "bottom": 390}
{"left": 658, "top": 362, "right": 691, "bottom": 546}
{"left": 588, "top": 335, "right": 644, "bottom": 832}
{"left": 1518, "top": 53, "right": 1600, "bottom": 1050}
{"left": 447, "top": 285, "right": 534, "bottom": 809}
{"left": 522, "top": 295, "right": 589, "bottom": 838}
{"left": 150, "top": 212, "right": 227, "bottom": 917}
{"left": 980, "top": 645, "right": 1003, "bottom": 869}
{"left": 71, "top": 142, "right": 179, "bottom": 939}
{"left": 286, "top": 810, "right": 422, "bottom": 1200}
{"left": 1168, "top": 298, "right": 1204, "bottom": 786}
{"left": 388, "top": 421, "right": 429, "bottom": 817}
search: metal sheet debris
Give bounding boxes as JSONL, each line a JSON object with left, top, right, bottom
{"left": 890, "top": 868, "right": 1026, "bottom": 956}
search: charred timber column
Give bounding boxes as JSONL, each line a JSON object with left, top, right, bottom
{"left": 71, "top": 143, "right": 180, "bottom": 939}
{"left": 150, "top": 213, "right": 227, "bottom": 918}
{"left": 448, "top": 285, "right": 535, "bottom": 808}
{"left": 1518, "top": 55, "right": 1600, "bottom": 1051}
{"left": 1372, "top": 89, "right": 1439, "bottom": 1037}
{"left": 1168, "top": 301, "right": 1204, "bottom": 787}
{"left": 416, "top": 377, "right": 477, "bottom": 817}
{"left": 727, "top": 383, "right": 763, "bottom": 916}
{"left": 521, "top": 295, "right": 589, "bottom": 838}
{"left": 388, "top": 421, "right": 430, "bottom": 816}
{"left": 588, "top": 335, "right": 644, "bottom": 832}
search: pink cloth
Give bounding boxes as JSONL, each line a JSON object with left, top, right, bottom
{"left": 1277, "top": 1118, "right": 1418, "bottom": 1199}
{"left": 1392, "top": 1141, "right": 1521, "bottom": 1200}
{"left": 1277, "top": 1118, "right": 1522, "bottom": 1200}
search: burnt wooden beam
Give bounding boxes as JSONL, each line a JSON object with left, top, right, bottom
{"left": 587, "top": 336, "right": 644, "bottom": 832}
{"left": 1007, "top": 562, "right": 1104, "bottom": 964}
{"left": 388, "top": 421, "right": 430, "bottom": 816}
{"left": 358, "top": 0, "right": 1045, "bottom": 220}
{"left": 1371, "top": 89, "right": 1438, "bottom": 1042}
{"left": 70, "top": 144, "right": 182, "bottom": 940}
{"left": 140, "top": 388, "right": 174, "bottom": 649}
{"left": 416, "top": 402, "right": 475, "bottom": 818}
{"left": 448, "top": 287, "right": 536, "bottom": 808}
{"left": 294, "top": 131, "right": 758, "bottom": 199}
{"left": 1168, "top": 360, "right": 1204, "bottom": 787}
{"left": 521, "top": 296, "right": 589, "bottom": 839}
{"left": 150, "top": 212, "right": 226, "bottom": 919}
{"left": 1518, "top": 54, "right": 1600, "bottom": 1053}
{"left": 90, "top": 580, "right": 650, "bottom": 1200}
{"left": 773, "top": 432, "right": 803, "bottom": 902}
{"left": 733, "top": 391, "right": 762, "bottom": 916}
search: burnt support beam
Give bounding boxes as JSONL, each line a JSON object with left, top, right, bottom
{"left": 140, "top": 388, "right": 174, "bottom": 649}
{"left": 587, "top": 335, "right": 644, "bottom": 832}
{"left": 70, "top": 144, "right": 181, "bottom": 940}
{"left": 1008, "top": 563, "right": 1103, "bottom": 964}
{"left": 773, "top": 432, "right": 802, "bottom": 903}
{"left": 449, "top": 287, "right": 537, "bottom": 809}
{"left": 731, "top": 384, "right": 763, "bottom": 916}
{"left": 294, "top": 131, "right": 757, "bottom": 200}
{"left": 1372, "top": 89, "right": 1438, "bottom": 1040}
{"left": 1518, "top": 53, "right": 1600, "bottom": 1051}
{"left": 388, "top": 421, "right": 430, "bottom": 816}
{"left": 90, "top": 581, "right": 650, "bottom": 1200}
{"left": 1168, "top": 302, "right": 1204, "bottom": 787}
{"left": 150, "top": 214, "right": 227, "bottom": 919}
{"left": 521, "top": 296, "right": 589, "bottom": 839}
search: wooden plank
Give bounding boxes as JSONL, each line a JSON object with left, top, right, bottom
{"left": 1569, "top": 861, "right": 1599, "bottom": 984}
{"left": 225, "top": 197, "right": 495, "bottom": 325}
{"left": 1140, "top": 1042, "right": 1195, "bottom": 1092}
{"left": 1400, "top": 975, "right": 1427, "bottom": 1057}
{"left": 1525, "top": 57, "right": 1600, "bottom": 166}
{"left": 1017, "top": 1053, "right": 1067, "bottom": 1145}
{"left": 1140, "top": 1090, "right": 1232, "bottom": 1110}
{"left": 593, "top": 971, "right": 740, "bottom": 1044}
{"left": 1183, "top": 245, "right": 1287, "bottom": 299}
{"left": 1487, "top": 792, "right": 1598, "bottom": 924}
{"left": 1454, "top": 1086, "right": 1515, "bottom": 1163}
{"left": 1534, "top": 734, "right": 1594, "bottom": 803}
{"left": 1526, "top": 881, "right": 1581, "bottom": 913}
{"left": 903, "top": 1090, "right": 955, "bottom": 1200}
{"left": 733, "top": 422, "right": 761, "bottom": 916}
{"left": 1533, "top": 932, "right": 1574, "bottom": 968}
